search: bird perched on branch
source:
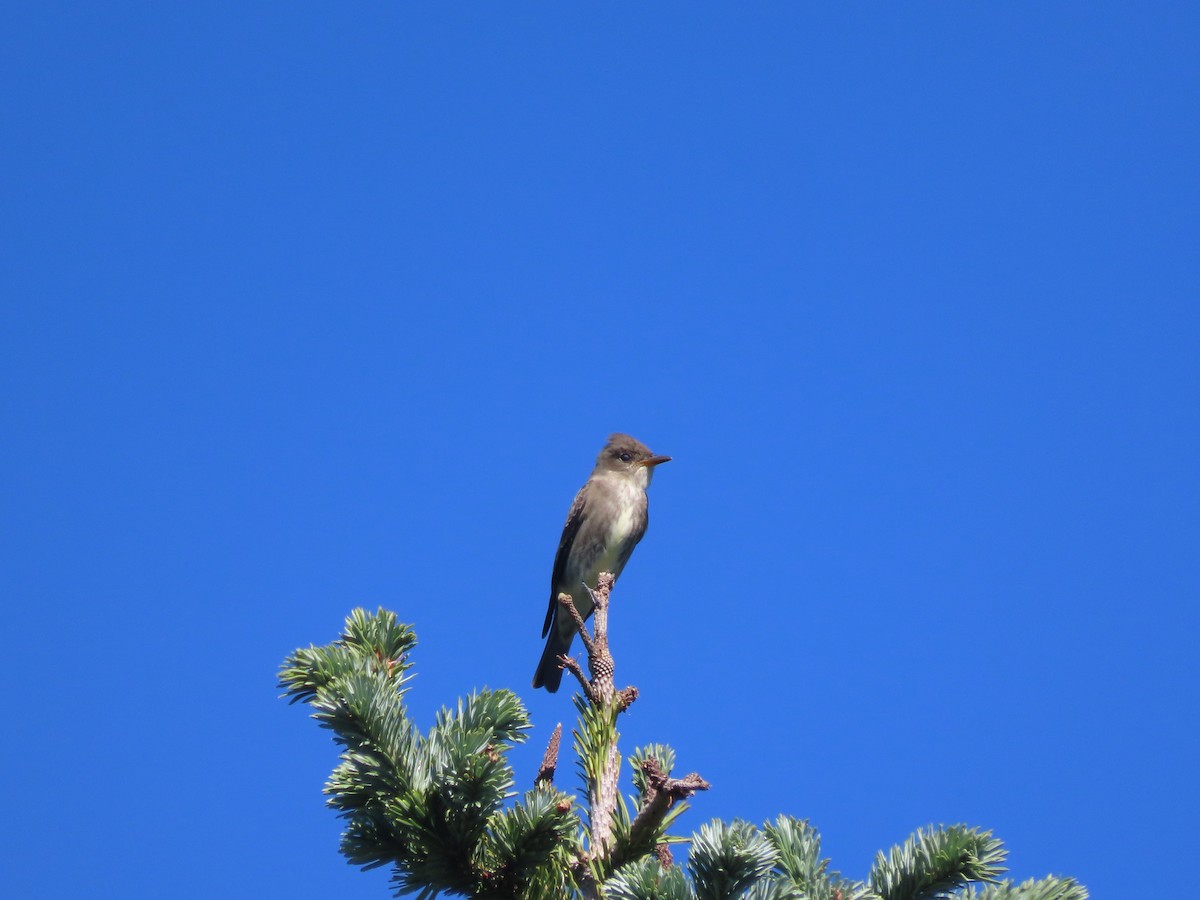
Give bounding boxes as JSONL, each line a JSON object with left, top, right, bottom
{"left": 532, "top": 433, "right": 671, "bottom": 692}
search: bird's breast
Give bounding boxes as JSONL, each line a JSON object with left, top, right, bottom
{"left": 608, "top": 501, "right": 638, "bottom": 546}
{"left": 597, "top": 476, "right": 646, "bottom": 568}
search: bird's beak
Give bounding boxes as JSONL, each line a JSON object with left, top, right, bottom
{"left": 639, "top": 455, "right": 672, "bottom": 467}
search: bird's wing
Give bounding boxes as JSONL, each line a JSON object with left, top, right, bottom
{"left": 542, "top": 482, "right": 589, "bottom": 637}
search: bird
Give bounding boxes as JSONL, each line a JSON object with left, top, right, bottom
{"left": 532, "top": 433, "right": 671, "bottom": 692}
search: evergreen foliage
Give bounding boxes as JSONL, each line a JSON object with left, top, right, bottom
{"left": 280, "top": 608, "right": 578, "bottom": 897}
{"left": 279, "top": 607, "right": 1086, "bottom": 900}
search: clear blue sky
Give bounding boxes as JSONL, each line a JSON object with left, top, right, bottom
{"left": 3, "top": 4, "right": 1196, "bottom": 897}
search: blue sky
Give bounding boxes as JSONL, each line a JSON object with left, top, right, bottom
{"left": 3, "top": 3, "right": 1197, "bottom": 897}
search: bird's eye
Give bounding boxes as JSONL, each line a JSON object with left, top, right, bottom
{"left": 618, "top": 451, "right": 632, "bottom": 462}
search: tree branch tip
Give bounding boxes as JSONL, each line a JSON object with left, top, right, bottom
{"left": 675, "top": 772, "right": 711, "bottom": 795}
{"left": 535, "top": 723, "right": 563, "bottom": 788}
{"left": 640, "top": 758, "right": 711, "bottom": 798}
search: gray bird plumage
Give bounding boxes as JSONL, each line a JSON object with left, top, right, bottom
{"left": 532, "top": 433, "right": 670, "bottom": 692}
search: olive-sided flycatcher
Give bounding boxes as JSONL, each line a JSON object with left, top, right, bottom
{"left": 532, "top": 433, "right": 671, "bottom": 692}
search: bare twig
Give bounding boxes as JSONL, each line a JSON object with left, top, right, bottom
{"left": 558, "top": 590, "right": 596, "bottom": 659}
{"left": 559, "top": 654, "right": 598, "bottom": 703}
{"left": 556, "top": 574, "right": 632, "bottom": 707}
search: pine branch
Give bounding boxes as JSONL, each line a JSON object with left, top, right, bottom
{"left": 688, "top": 820, "right": 777, "bottom": 900}
{"left": 630, "top": 745, "right": 677, "bottom": 801}
{"left": 279, "top": 608, "right": 585, "bottom": 898}
{"left": 281, "top": 608, "right": 1085, "bottom": 900}
{"left": 573, "top": 693, "right": 623, "bottom": 861}
{"left": 279, "top": 606, "right": 416, "bottom": 705}
{"left": 408, "top": 690, "right": 530, "bottom": 870}
{"left": 606, "top": 857, "right": 693, "bottom": 900}
{"left": 962, "top": 877, "right": 1089, "bottom": 900}
{"left": 279, "top": 610, "right": 424, "bottom": 871}
{"left": 750, "top": 816, "right": 877, "bottom": 900}
{"left": 610, "top": 757, "right": 709, "bottom": 871}
{"left": 473, "top": 788, "right": 580, "bottom": 899}
{"left": 870, "top": 825, "right": 1005, "bottom": 900}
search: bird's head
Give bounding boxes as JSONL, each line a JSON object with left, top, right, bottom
{"left": 595, "top": 433, "right": 671, "bottom": 486}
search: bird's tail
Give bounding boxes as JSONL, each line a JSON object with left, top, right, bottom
{"left": 531, "top": 630, "right": 573, "bottom": 693}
